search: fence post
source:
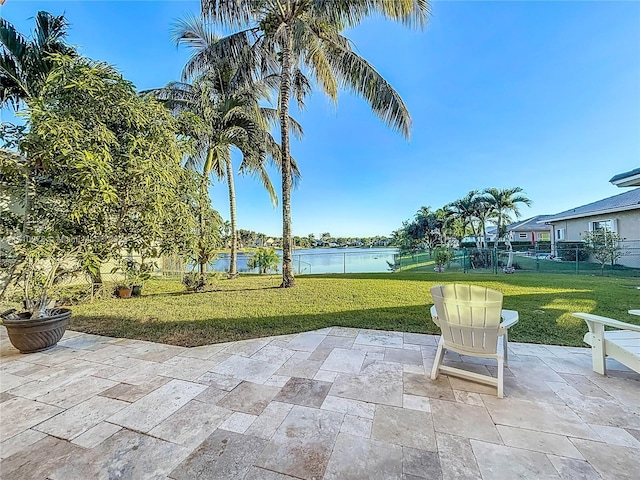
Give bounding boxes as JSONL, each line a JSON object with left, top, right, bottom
{"left": 343, "top": 253, "right": 346, "bottom": 274}
{"left": 576, "top": 247, "right": 579, "bottom": 275}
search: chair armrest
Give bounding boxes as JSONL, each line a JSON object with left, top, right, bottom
{"left": 572, "top": 312, "right": 640, "bottom": 333}
{"left": 499, "top": 310, "right": 519, "bottom": 329}
{"left": 429, "top": 305, "right": 442, "bottom": 328}
{"left": 629, "top": 310, "right": 640, "bottom": 317}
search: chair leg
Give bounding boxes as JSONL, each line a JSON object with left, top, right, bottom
{"left": 497, "top": 355, "right": 504, "bottom": 399}
{"left": 503, "top": 331, "right": 509, "bottom": 367}
{"left": 431, "top": 337, "right": 446, "bottom": 380}
{"left": 590, "top": 324, "right": 607, "bottom": 375}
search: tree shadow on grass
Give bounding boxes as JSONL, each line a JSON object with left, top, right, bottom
{"left": 68, "top": 284, "right": 639, "bottom": 349}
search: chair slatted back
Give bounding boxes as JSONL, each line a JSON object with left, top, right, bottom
{"left": 431, "top": 284, "right": 504, "bottom": 354}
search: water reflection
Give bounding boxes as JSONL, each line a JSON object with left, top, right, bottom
{"left": 212, "top": 247, "right": 398, "bottom": 274}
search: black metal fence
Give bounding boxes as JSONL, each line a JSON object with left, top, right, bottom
{"left": 394, "top": 240, "right": 640, "bottom": 277}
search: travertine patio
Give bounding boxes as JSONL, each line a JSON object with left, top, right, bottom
{"left": 1, "top": 325, "right": 639, "bottom": 479}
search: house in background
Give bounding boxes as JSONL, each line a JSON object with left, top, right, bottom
{"left": 507, "top": 215, "right": 552, "bottom": 245}
{"left": 544, "top": 188, "right": 640, "bottom": 268}
{"left": 461, "top": 218, "right": 551, "bottom": 247}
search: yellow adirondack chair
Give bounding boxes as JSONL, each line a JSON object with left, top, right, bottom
{"left": 430, "top": 284, "right": 519, "bottom": 398}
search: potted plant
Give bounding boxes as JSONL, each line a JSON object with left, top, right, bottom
{"left": 1, "top": 245, "right": 75, "bottom": 353}
{"left": 126, "top": 259, "right": 153, "bottom": 297}
{"left": 115, "top": 284, "right": 133, "bottom": 299}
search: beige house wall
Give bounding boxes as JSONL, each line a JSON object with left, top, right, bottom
{"left": 549, "top": 208, "right": 640, "bottom": 268}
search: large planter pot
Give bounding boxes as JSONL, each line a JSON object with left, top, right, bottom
{"left": 2, "top": 308, "right": 71, "bottom": 353}
{"left": 131, "top": 285, "right": 142, "bottom": 297}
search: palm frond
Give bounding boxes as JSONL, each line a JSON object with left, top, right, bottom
{"left": 260, "top": 107, "right": 304, "bottom": 140}
{"left": 301, "top": 27, "right": 338, "bottom": 101}
{"left": 200, "top": 0, "right": 255, "bottom": 30}
{"left": 323, "top": 39, "right": 411, "bottom": 139}
{"left": 292, "top": 68, "right": 312, "bottom": 110}
{"left": 313, "top": 0, "right": 430, "bottom": 30}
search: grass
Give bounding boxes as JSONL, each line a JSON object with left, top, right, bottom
{"left": 63, "top": 271, "right": 640, "bottom": 348}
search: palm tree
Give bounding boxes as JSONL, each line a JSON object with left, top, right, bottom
{"left": 448, "top": 191, "right": 483, "bottom": 250}
{"left": 484, "top": 187, "right": 532, "bottom": 267}
{"left": 149, "top": 74, "right": 278, "bottom": 277}
{"left": 0, "top": 11, "right": 75, "bottom": 110}
{"left": 435, "top": 206, "right": 455, "bottom": 246}
{"left": 200, "top": 0, "right": 430, "bottom": 287}
{"left": 414, "top": 206, "right": 440, "bottom": 256}
{"left": 151, "top": 16, "right": 301, "bottom": 277}
{"left": 472, "top": 195, "right": 491, "bottom": 249}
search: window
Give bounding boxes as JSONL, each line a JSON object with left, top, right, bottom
{"left": 518, "top": 233, "right": 528, "bottom": 239}
{"left": 590, "top": 219, "right": 616, "bottom": 233}
{"left": 538, "top": 232, "right": 550, "bottom": 241}
{"left": 556, "top": 228, "right": 565, "bottom": 241}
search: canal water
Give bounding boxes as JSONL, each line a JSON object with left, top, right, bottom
{"left": 213, "top": 247, "right": 398, "bottom": 274}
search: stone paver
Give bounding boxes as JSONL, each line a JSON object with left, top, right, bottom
{"left": 169, "top": 429, "right": 267, "bottom": 480}
{"left": 324, "top": 433, "right": 403, "bottom": 479}
{"left": 1, "top": 325, "right": 639, "bottom": 479}
{"left": 256, "top": 405, "right": 343, "bottom": 479}
{"left": 273, "top": 376, "right": 332, "bottom": 408}
{"left": 106, "top": 378, "right": 206, "bottom": 432}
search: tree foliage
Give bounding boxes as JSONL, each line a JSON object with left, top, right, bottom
{"left": 1, "top": 55, "right": 208, "bottom": 293}
{"left": 247, "top": 247, "right": 280, "bottom": 274}
{"left": 0, "top": 11, "right": 75, "bottom": 109}
{"left": 582, "top": 231, "right": 627, "bottom": 275}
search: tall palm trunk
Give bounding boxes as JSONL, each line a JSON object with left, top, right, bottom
{"left": 226, "top": 159, "right": 238, "bottom": 278}
{"left": 279, "top": 29, "right": 295, "bottom": 288}
{"left": 198, "top": 178, "right": 207, "bottom": 276}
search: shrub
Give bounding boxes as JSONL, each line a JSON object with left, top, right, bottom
{"left": 247, "top": 248, "right": 280, "bottom": 274}
{"left": 433, "top": 247, "right": 455, "bottom": 270}
{"left": 183, "top": 272, "right": 209, "bottom": 292}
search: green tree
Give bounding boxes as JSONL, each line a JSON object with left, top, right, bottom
{"left": 448, "top": 191, "right": 483, "bottom": 250}
{"left": 294, "top": 236, "right": 310, "bottom": 248}
{"left": 2, "top": 55, "right": 194, "bottom": 288}
{"left": 201, "top": 0, "right": 430, "bottom": 287}
{"left": 391, "top": 221, "right": 420, "bottom": 255}
{"left": 160, "top": 170, "right": 223, "bottom": 276}
{"left": 247, "top": 247, "right": 280, "bottom": 274}
{"left": 0, "top": 11, "right": 75, "bottom": 110}
{"left": 582, "top": 231, "right": 627, "bottom": 275}
{"left": 414, "top": 206, "right": 441, "bottom": 256}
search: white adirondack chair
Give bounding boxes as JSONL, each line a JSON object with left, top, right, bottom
{"left": 430, "top": 284, "right": 519, "bottom": 398}
{"left": 572, "top": 312, "right": 640, "bottom": 375}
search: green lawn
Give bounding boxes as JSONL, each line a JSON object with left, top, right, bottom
{"left": 64, "top": 272, "right": 640, "bottom": 348}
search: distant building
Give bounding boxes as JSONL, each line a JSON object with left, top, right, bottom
{"left": 544, "top": 188, "right": 640, "bottom": 268}
{"left": 507, "top": 215, "right": 552, "bottom": 244}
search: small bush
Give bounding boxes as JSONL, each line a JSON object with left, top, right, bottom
{"left": 433, "top": 247, "right": 454, "bottom": 269}
{"left": 248, "top": 248, "right": 280, "bottom": 274}
{"left": 183, "top": 272, "right": 210, "bottom": 292}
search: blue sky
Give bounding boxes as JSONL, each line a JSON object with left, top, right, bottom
{"left": 2, "top": 1, "right": 639, "bottom": 238}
